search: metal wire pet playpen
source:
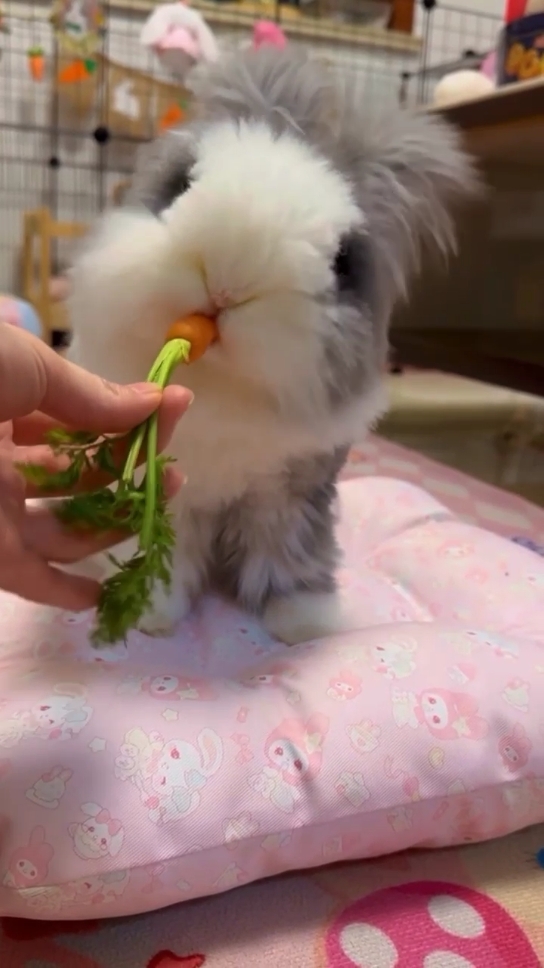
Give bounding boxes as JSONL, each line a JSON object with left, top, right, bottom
{"left": 0, "top": 0, "right": 502, "bottom": 342}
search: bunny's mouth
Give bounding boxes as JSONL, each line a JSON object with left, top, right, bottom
{"left": 210, "top": 289, "right": 235, "bottom": 311}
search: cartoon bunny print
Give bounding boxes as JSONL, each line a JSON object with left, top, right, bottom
{"left": 26, "top": 766, "right": 73, "bottom": 809}
{"left": 69, "top": 803, "right": 125, "bottom": 860}
{"left": 240, "top": 662, "right": 301, "bottom": 704}
{"left": 502, "top": 678, "right": 530, "bottom": 712}
{"left": 498, "top": 723, "right": 532, "bottom": 773}
{"left": 3, "top": 825, "right": 54, "bottom": 889}
{"left": 22, "top": 869, "right": 131, "bottom": 914}
{"left": 465, "top": 629, "right": 519, "bottom": 659}
{"left": 346, "top": 719, "right": 381, "bottom": 755}
{"left": 326, "top": 669, "right": 362, "bottom": 701}
{"left": 335, "top": 771, "right": 370, "bottom": 807}
{"left": 115, "top": 727, "right": 223, "bottom": 824}
{"left": 392, "top": 688, "right": 488, "bottom": 740}
{"left": 240, "top": 661, "right": 296, "bottom": 689}
{"left": 31, "top": 683, "right": 93, "bottom": 740}
{"left": 117, "top": 673, "right": 216, "bottom": 701}
{"left": 0, "top": 683, "right": 92, "bottom": 748}
{"left": 249, "top": 714, "right": 329, "bottom": 813}
{"left": 372, "top": 638, "right": 417, "bottom": 680}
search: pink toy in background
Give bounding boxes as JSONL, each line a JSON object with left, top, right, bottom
{"left": 252, "top": 20, "right": 287, "bottom": 51}
{"left": 480, "top": 50, "right": 497, "bottom": 81}
{"left": 140, "top": 0, "right": 218, "bottom": 81}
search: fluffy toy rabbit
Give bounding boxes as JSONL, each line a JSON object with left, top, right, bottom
{"left": 68, "top": 48, "right": 478, "bottom": 645}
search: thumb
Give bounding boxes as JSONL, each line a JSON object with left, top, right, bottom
{"left": 0, "top": 323, "right": 163, "bottom": 431}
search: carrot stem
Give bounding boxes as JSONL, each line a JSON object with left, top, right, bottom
{"left": 135, "top": 339, "right": 190, "bottom": 550}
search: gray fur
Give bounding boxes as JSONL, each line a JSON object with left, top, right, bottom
{"left": 212, "top": 448, "right": 348, "bottom": 610}
{"left": 128, "top": 128, "right": 199, "bottom": 215}
{"left": 127, "top": 48, "right": 478, "bottom": 620}
{"left": 187, "top": 45, "right": 338, "bottom": 142}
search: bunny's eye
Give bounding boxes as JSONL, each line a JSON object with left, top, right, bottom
{"left": 158, "top": 168, "right": 191, "bottom": 212}
{"left": 333, "top": 232, "right": 369, "bottom": 298}
{"left": 150, "top": 167, "right": 193, "bottom": 217}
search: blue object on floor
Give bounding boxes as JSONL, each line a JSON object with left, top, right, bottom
{"left": 0, "top": 293, "right": 42, "bottom": 338}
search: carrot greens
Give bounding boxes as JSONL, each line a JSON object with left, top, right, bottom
{"left": 19, "top": 337, "right": 191, "bottom": 647}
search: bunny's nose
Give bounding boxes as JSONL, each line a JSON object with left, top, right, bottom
{"left": 210, "top": 288, "right": 235, "bottom": 311}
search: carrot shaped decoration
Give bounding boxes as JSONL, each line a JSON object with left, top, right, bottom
{"left": 158, "top": 102, "right": 185, "bottom": 133}
{"left": 28, "top": 47, "right": 45, "bottom": 81}
{"left": 57, "top": 59, "right": 89, "bottom": 84}
{"left": 19, "top": 315, "right": 218, "bottom": 646}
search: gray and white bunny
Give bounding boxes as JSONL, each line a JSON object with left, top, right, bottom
{"left": 68, "top": 48, "right": 478, "bottom": 644}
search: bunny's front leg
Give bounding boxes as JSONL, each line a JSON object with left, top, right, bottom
{"left": 218, "top": 462, "right": 352, "bottom": 647}
{"left": 139, "top": 505, "right": 214, "bottom": 636}
{"left": 262, "top": 588, "right": 350, "bottom": 646}
{"left": 64, "top": 537, "right": 198, "bottom": 637}
{"left": 138, "top": 550, "right": 198, "bottom": 637}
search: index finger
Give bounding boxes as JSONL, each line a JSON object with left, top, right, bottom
{"left": 0, "top": 322, "right": 168, "bottom": 430}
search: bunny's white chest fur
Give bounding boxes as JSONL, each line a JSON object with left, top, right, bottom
{"left": 170, "top": 374, "right": 322, "bottom": 509}
{"left": 171, "top": 363, "right": 383, "bottom": 510}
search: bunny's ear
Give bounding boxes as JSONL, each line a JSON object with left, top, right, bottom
{"left": 340, "top": 103, "right": 481, "bottom": 313}
{"left": 188, "top": 46, "right": 336, "bottom": 142}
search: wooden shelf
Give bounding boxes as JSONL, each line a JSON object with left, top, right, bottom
{"left": 111, "top": 0, "right": 422, "bottom": 52}
{"left": 10, "top": 0, "right": 421, "bottom": 53}
{"left": 428, "top": 76, "right": 544, "bottom": 167}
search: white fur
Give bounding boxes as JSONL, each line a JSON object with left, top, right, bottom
{"left": 69, "top": 123, "right": 384, "bottom": 641}
{"left": 263, "top": 591, "right": 355, "bottom": 646}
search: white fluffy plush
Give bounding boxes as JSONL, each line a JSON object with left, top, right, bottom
{"left": 433, "top": 70, "right": 495, "bottom": 109}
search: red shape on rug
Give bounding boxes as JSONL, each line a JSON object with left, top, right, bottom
{"left": 147, "top": 952, "right": 205, "bottom": 968}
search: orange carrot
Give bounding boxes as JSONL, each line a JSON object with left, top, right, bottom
{"left": 165, "top": 314, "right": 218, "bottom": 362}
{"left": 28, "top": 47, "right": 44, "bottom": 82}
{"left": 58, "top": 59, "right": 87, "bottom": 84}
{"left": 158, "top": 102, "right": 185, "bottom": 133}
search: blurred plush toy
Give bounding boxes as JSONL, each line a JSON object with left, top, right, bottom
{"left": 141, "top": 1, "right": 218, "bottom": 81}
{"left": 433, "top": 69, "right": 495, "bottom": 108}
{"left": 252, "top": 20, "right": 287, "bottom": 51}
{"left": 50, "top": 0, "right": 104, "bottom": 58}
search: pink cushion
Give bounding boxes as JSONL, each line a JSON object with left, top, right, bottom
{"left": 0, "top": 477, "right": 543, "bottom": 920}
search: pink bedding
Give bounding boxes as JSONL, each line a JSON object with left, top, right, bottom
{"left": 345, "top": 435, "right": 544, "bottom": 546}
{"left": 1, "top": 440, "right": 544, "bottom": 921}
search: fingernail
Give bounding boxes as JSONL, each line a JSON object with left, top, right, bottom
{"left": 187, "top": 393, "right": 195, "bottom": 407}
{"left": 129, "top": 382, "right": 162, "bottom": 396}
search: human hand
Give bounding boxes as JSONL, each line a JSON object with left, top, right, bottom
{"left": 0, "top": 322, "right": 191, "bottom": 610}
